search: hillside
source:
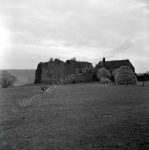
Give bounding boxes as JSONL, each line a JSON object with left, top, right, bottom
{"left": 0, "top": 69, "right": 35, "bottom": 86}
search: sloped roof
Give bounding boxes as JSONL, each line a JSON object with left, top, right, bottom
{"left": 96, "top": 59, "right": 134, "bottom": 70}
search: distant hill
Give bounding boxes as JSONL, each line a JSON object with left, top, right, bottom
{"left": 0, "top": 69, "right": 35, "bottom": 86}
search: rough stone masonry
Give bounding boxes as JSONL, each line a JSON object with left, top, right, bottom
{"left": 34, "top": 58, "right": 93, "bottom": 84}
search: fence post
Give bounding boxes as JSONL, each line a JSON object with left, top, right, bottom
{"left": 143, "top": 81, "right": 145, "bottom": 87}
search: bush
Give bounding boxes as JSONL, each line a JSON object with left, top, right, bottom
{"left": 100, "top": 78, "right": 111, "bottom": 84}
{"left": 71, "top": 57, "right": 76, "bottom": 61}
{"left": 48, "top": 57, "right": 53, "bottom": 62}
{"left": 137, "top": 72, "right": 149, "bottom": 81}
{"left": 97, "top": 68, "right": 111, "bottom": 79}
{"left": 114, "top": 66, "right": 137, "bottom": 85}
{"left": 0, "top": 71, "right": 17, "bottom": 88}
{"left": 92, "top": 69, "right": 99, "bottom": 81}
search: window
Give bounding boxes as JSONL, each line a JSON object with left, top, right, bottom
{"left": 47, "top": 73, "right": 52, "bottom": 77}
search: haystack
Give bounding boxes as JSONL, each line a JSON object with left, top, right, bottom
{"left": 97, "top": 68, "right": 111, "bottom": 79}
{"left": 114, "top": 66, "right": 137, "bottom": 85}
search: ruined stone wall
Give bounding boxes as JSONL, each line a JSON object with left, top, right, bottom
{"left": 34, "top": 62, "right": 43, "bottom": 83}
{"left": 41, "top": 59, "right": 65, "bottom": 84}
{"left": 34, "top": 59, "right": 93, "bottom": 84}
{"left": 64, "top": 60, "right": 93, "bottom": 84}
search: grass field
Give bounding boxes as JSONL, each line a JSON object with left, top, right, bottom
{"left": 0, "top": 83, "right": 149, "bottom": 150}
{"left": 137, "top": 81, "right": 149, "bottom": 87}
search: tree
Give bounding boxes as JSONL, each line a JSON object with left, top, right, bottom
{"left": 0, "top": 71, "right": 17, "bottom": 88}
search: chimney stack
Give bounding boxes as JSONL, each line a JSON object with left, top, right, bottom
{"left": 102, "top": 57, "right": 106, "bottom": 68}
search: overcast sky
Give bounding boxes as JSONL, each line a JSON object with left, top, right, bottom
{"left": 0, "top": 0, "right": 149, "bottom": 73}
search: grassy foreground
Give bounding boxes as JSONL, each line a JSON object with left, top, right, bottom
{"left": 0, "top": 83, "right": 149, "bottom": 150}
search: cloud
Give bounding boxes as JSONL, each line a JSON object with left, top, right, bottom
{"left": 0, "top": 0, "right": 149, "bottom": 72}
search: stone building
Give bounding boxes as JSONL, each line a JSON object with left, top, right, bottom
{"left": 95, "top": 58, "right": 135, "bottom": 74}
{"left": 34, "top": 59, "right": 93, "bottom": 84}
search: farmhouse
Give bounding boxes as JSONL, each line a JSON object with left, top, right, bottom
{"left": 34, "top": 57, "right": 135, "bottom": 84}
{"left": 34, "top": 59, "right": 93, "bottom": 84}
{"left": 95, "top": 58, "right": 135, "bottom": 74}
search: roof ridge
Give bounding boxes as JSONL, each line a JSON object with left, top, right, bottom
{"left": 106, "top": 59, "right": 129, "bottom": 62}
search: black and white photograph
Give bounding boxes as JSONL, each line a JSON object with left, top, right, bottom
{"left": 0, "top": 0, "right": 149, "bottom": 149}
